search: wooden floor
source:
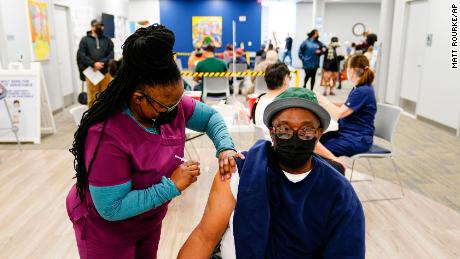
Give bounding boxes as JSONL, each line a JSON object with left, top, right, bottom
{"left": 1, "top": 137, "right": 460, "bottom": 258}
{"left": 1, "top": 83, "right": 460, "bottom": 258}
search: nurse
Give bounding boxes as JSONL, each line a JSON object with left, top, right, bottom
{"left": 66, "top": 24, "right": 241, "bottom": 258}
{"left": 315, "top": 54, "right": 377, "bottom": 157}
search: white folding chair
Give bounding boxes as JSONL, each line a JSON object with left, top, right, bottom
{"left": 0, "top": 84, "right": 21, "bottom": 151}
{"left": 69, "top": 105, "right": 88, "bottom": 126}
{"left": 202, "top": 77, "right": 230, "bottom": 102}
{"left": 254, "top": 76, "right": 268, "bottom": 95}
{"left": 349, "top": 103, "right": 404, "bottom": 202}
{"left": 229, "top": 63, "right": 247, "bottom": 73}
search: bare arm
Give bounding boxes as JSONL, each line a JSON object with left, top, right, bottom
{"left": 178, "top": 171, "right": 236, "bottom": 259}
{"left": 315, "top": 92, "right": 353, "bottom": 120}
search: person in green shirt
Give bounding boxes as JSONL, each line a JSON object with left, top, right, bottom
{"left": 193, "top": 45, "right": 227, "bottom": 91}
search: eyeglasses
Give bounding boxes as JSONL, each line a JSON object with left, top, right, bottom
{"left": 137, "top": 91, "right": 183, "bottom": 113}
{"left": 270, "top": 124, "right": 318, "bottom": 140}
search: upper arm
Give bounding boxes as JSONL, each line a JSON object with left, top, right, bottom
{"left": 344, "top": 88, "right": 368, "bottom": 114}
{"left": 195, "top": 171, "right": 235, "bottom": 243}
{"left": 178, "top": 172, "right": 235, "bottom": 258}
{"left": 186, "top": 101, "right": 214, "bottom": 132}
{"left": 337, "top": 104, "right": 354, "bottom": 119}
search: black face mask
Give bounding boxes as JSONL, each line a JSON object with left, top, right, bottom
{"left": 274, "top": 135, "right": 317, "bottom": 169}
{"left": 95, "top": 27, "right": 104, "bottom": 37}
{"left": 153, "top": 106, "right": 179, "bottom": 128}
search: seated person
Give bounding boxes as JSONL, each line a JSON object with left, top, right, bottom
{"left": 227, "top": 48, "right": 247, "bottom": 67}
{"left": 315, "top": 54, "right": 377, "bottom": 158}
{"left": 251, "top": 49, "right": 279, "bottom": 86}
{"left": 188, "top": 48, "right": 205, "bottom": 70}
{"left": 178, "top": 88, "right": 365, "bottom": 259}
{"left": 193, "top": 45, "right": 228, "bottom": 91}
{"left": 253, "top": 63, "right": 345, "bottom": 174}
{"left": 252, "top": 62, "right": 290, "bottom": 127}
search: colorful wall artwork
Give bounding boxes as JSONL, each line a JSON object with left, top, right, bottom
{"left": 27, "top": 0, "right": 51, "bottom": 61}
{"left": 192, "top": 16, "right": 222, "bottom": 48}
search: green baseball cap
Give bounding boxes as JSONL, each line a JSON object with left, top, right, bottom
{"left": 263, "top": 87, "right": 331, "bottom": 130}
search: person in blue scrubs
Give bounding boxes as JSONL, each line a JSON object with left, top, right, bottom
{"left": 177, "top": 88, "right": 365, "bottom": 259}
{"left": 315, "top": 54, "right": 377, "bottom": 157}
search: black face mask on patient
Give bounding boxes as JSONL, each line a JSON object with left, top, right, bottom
{"left": 274, "top": 136, "right": 317, "bottom": 169}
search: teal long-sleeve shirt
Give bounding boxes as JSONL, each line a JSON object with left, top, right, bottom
{"left": 89, "top": 101, "right": 235, "bottom": 221}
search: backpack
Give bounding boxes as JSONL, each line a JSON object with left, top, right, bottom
{"left": 77, "top": 81, "right": 87, "bottom": 105}
{"left": 250, "top": 93, "right": 267, "bottom": 124}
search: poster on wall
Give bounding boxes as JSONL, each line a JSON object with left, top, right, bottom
{"left": 0, "top": 68, "right": 41, "bottom": 144}
{"left": 192, "top": 16, "right": 222, "bottom": 48}
{"left": 27, "top": 0, "right": 51, "bottom": 61}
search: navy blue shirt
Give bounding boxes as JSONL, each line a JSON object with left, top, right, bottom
{"left": 339, "top": 84, "right": 376, "bottom": 141}
{"left": 234, "top": 141, "right": 366, "bottom": 259}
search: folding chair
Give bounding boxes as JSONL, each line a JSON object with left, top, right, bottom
{"left": 202, "top": 77, "right": 230, "bottom": 102}
{"left": 349, "top": 103, "right": 405, "bottom": 202}
{"left": 254, "top": 76, "right": 268, "bottom": 95}
{"left": 69, "top": 105, "right": 88, "bottom": 126}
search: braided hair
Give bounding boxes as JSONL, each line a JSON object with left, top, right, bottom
{"left": 70, "top": 24, "right": 181, "bottom": 204}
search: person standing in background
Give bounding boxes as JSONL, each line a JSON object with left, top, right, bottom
{"left": 282, "top": 33, "right": 293, "bottom": 66}
{"left": 320, "top": 37, "right": 344, "bottom": 96}
{"left": 298, "top": 29, "right": 325, "bottom": 90}
{"left": 77, "top": 19, "right": 114, "bottom": 107}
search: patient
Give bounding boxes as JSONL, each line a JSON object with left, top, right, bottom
{"left": 178, "top": 88, "right": 365, "bottom": 259}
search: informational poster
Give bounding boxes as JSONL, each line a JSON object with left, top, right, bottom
{"left": 0, "top": 69, "right": 40, "bottom": 144}
{"left": 192, "top": 16, "right": 222, "bottom": 48}
{"left": 27, "top": 0, "right": 51, "bottom": 61}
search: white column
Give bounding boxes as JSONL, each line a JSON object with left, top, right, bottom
{"left": 375, "top": 0, "right": 395, "bottom": 102}
{"left": 292, "top": 1, "right": 314, "bottom": 68}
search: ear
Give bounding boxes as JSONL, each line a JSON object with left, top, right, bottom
{"left": 316, "top": 128, "right": 324, "bottom": 140}
{"left": 132, "top": 92, "right": 144, "bottom": 104}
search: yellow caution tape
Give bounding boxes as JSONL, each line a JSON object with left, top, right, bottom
{"left": 181, "top": 70, "right": 300, "bottom": 87}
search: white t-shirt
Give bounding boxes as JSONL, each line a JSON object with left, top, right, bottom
{"left": 220, "top": 168, "right": 311, "bottom": 259}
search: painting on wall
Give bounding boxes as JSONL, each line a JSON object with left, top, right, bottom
{"left": 192, "top": 16, "right": 222, "bottom": 48}
{"left": 27, "top": 0, "right": 51, "bottom": 61}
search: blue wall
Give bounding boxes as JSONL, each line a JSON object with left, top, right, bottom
{"left": 160, "top": 0, "right": 262, "bottom": 66}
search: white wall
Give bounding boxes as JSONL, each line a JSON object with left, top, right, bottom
{"left": 323, "top": 2, "right": 381, "bottom": 44}
{"left": 262, "top": 1, "right": 296, "bottom": 48}
{"left": 293, "top": 1, "right": 314, "bottom": 68}
{"left": 386, "top": 0, "right": 460, "bottom": 130}
{"left": 0, "top": 0, "right": 130, "bottom": 111}
{"left": 128, "top": 0, "right": 160, "bottom": 25}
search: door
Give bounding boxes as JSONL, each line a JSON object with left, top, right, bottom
{"left": 399, "top": 0, "right": 429, "bottom": 103}
{"left": 54, "top": 5, "right": 75, "bottom": 106}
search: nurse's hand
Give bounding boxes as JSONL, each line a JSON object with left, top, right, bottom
{"left": 171, "top": 160, "right": 201, "bottom": 191}
{"left": 218, "top": 150, "right": 245, "bottom": 181}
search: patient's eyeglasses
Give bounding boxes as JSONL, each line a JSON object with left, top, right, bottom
{"left": 271, "top": 124, "right": 318, "bottom": 140}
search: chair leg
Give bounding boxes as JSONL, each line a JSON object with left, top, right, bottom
{"left": 349, "top": 159, "right": 356, "bottom": 182}
{"left": 367, "top": 158, "right": 375, "bottom": 181}
{"left": 349, "top": 158, "right": 373, "bottom": 182}
{"left": 359, "top": 157, "right": 404, "bottom": 203}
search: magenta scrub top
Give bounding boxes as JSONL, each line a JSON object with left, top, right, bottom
{"left": 66, "top": 95, "right": 195, "bottom": 246}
